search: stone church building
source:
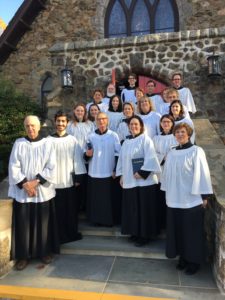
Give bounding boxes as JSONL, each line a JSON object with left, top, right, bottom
{"left": 0, "top": 0, "right": 225, "bottom": 122}
{"left": 0, "top": 0, "right": 225, "bottom": 293}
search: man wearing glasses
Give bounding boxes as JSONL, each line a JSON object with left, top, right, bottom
{"left": 171, "top": 72, "right": 196, "bottom": 114}
{"left": 121, "top": 73, "right": 137, "bottom": 104}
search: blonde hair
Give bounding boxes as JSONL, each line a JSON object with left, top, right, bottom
{"left": 167, "top": 87, "right": 179, "bottom": 98}
{"left": 137, "top": 96, "right": 155, "bottom": 114}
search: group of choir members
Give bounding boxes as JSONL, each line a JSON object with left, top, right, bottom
{"left": 8, "top": 72, "right": 213, "bottom": 275}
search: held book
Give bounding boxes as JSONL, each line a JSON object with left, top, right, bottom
{"left": 132, "top": 157, "right": 144, "bottom": 174}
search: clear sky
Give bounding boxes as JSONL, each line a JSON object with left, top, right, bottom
{"left": 0, "top": 0, "right": 24, "bottom": 24}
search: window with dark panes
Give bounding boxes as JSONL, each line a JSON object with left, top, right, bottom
{"left": 105, "top": 0, "right": 179, "bottom": 38}
{"left": 108, "top": 0, "right": 127, "bottom": 37}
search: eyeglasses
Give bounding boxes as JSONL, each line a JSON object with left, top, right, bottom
{"left": 128, "top": 77, "right": 135, "bottom": 80}
{"left": 97, "top": 118, "right": 107, "bottom": 121}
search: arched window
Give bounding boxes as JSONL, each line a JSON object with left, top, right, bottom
{"left": 105, "top": 0, "right": 179, "bottom": 38}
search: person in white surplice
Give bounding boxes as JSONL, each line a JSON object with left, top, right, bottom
{"left": 85, "top": 112, "right": 121, "bottom": 226}
{"left": 49, "top": 111, "right": 86, "bottom": 244}
{"left": 171, "top": 71, "right": 196, "bottom": 114}
{"left": 8, "top": 115, "right": 59, "bottom": 271}
{"left": 116, "top": 115, "right": 161, "bottom": 247}
{"left": 161, "top": 122, "right": 213, "bottom": 275}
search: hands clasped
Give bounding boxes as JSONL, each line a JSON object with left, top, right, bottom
{"left": 22, "top": 179, "right": 39, "bottom": 197}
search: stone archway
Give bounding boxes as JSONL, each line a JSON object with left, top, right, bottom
{"left": 113, "top": 64, "right": 170, "bottom": 97}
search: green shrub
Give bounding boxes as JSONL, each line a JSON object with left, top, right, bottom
{"left": 0, "top": 144, "right": 12, "bottom": 181}
{"left": 0, "top": 77, "right": 41, "bottom": 144}
{"left": 0, "top": 77, "right": 42, "bottom": 180}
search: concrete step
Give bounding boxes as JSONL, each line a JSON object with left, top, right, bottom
{"left": 78, "top": 218, "right": 166, "bottom": 238}
{"left": 61, "top": 235, "right": 166, "bottom": 260}
{"left": 79, "top": 221, "right": 124, "bottom": 237}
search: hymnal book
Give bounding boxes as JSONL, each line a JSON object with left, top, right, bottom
{"left": 86, "top": 141, "right": 93, "bottom": 150}
{"left": 132, "top": 158, "right": 144, "bottom": 174}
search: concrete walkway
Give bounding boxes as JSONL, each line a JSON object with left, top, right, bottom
{"left": 0, "top": 119, "right": 225, "bottom": 299}
{"left": 0, "top": 249, "right": 223, "bottom": 300}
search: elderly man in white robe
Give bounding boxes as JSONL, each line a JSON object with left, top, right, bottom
{"left": 8, "top": 115, "right": 59, "bottom": 271}
{"left": 85, "top": 112, "right": 121, "bottom": 226}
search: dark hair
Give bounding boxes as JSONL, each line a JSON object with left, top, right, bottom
{"left": 128, "top": 73, "right": 137, "bottom": 80}
{"left": 146, "top": 80, "right": 156, "bottom": 87}
{"left": 107, "top": 82, "right": 115, "bottom": 89}
{"left": 73, "top": 102, "right": 87, "bottom": 123}
{"left": 159, "top": 114, "right": 175, "bottom": 134}
{"left": 169, "top": 100, "right": 185, "bottom": 118}
{"left": 54, "top": 110, "right": 69, "bottom": 122}
{"left": 92, "top": 88, "right": 104, "bottom": 98}
{"left": 128, "top": 115, "right": 145, "bottom": 134}
{"left": 108, "top": 95, "right": 123, "bottom": 112}
{"left": 173, "top": 122, "right": 193, "bottom": 138}
{"left": 87, "top": 103, "right": 101, "bottom": 121}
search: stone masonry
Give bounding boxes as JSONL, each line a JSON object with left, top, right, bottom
{"left": 0, "top": 0, "right": 225, "bottom": 293}
{"left": 46, "top": 27, "right": 225, "bottom": 121}
{"left": 194, "top": 119, "right": 225, "bottom": 293}
{"left": 0, "top": 0, "right": 224, "bottom": 121}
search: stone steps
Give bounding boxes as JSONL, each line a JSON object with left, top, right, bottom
{"left": 61, "top": 219, "right": 167, "bottom": 259}
{"left": 61, "top": 235, "right": 166, "bottom": 259}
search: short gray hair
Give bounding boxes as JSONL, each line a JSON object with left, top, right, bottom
{"left": 24, "top": 115, "right": 41, "bottom": 127}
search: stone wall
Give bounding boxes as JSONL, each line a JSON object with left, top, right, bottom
{"left": 0, "top": 199, "right": 13, "bottom": 277}
{"left": 44, "top": 27, "right": 225, "bottom": 121}
{"left": 0, "top": 0, "right": 101, "bottom": 100}
{"left": 185, "top": 0, "right": 225, "bottom": 30}
{"left": 194, "top": 119, "right": 225, "bottom": 294}
{"left": 1, "top": 0, "right": 225, "bottom": 112}
{"left": 0, "top": 0, "right": 225, "bottom": 292}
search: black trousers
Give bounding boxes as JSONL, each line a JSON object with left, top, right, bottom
{"left": 11, "top": 199, "right": 60, "bottom": 260}
{"left": 166, "top": 205, "right": 205, "bottom": 264}
{"left": 55, "top": 186, "right": 80, "bottom": 244}
{"left": 121, "top": 185, "right": 158, "bottom": 239}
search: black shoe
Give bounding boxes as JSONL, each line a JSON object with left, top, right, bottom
{"left": 41, "top": 255, "right": 53, "bottom": 264}
{"left": 128, "top": 235, "right": 138, "bottom": 242}
{"left": 15, "top": 259, "right": 29, "bottom": 271}
{"left": 176, "top": 257, "right": 187, "bottom": 270}
{"left": 74, "top": 232, "right": 83, "bottom": 241}
{"left": 185, "top": 263, "right": 200, "bottom": 275}
{"left": 134, "top": 238, "right": 149, "bottom": 247}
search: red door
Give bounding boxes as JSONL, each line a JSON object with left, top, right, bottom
{"left": 138, "top": 75, "right": 167, "bottom": 94}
